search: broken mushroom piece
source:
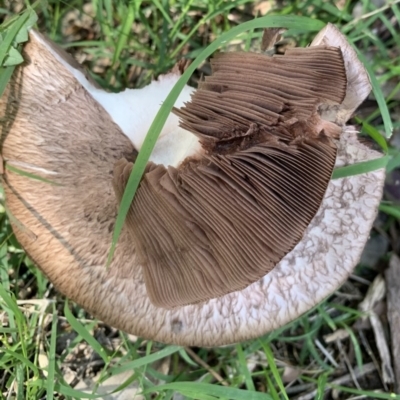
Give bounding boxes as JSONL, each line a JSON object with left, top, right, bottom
{"left": 114, "top": 46, "right": 346, "bottom": 309}
{"left": 0, "top": 24, "right": 385, "bottom": 346}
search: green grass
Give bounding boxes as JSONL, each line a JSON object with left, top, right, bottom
{"left": 1, "top": 0, "right": 400, "bottom": 399}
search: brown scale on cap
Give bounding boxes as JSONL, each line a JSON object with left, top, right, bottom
{"left": 113, "top": 45, "right": 347, "bottom": 309}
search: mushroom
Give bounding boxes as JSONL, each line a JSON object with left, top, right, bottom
{"left": 0, "top": 24, "right": 385, "bottom": 346}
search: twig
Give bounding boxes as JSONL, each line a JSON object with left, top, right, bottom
{"left": 359, "top": 275, "right": 394, "bottom": 386}
{"left": 349, "top": 274, "right": 371, "bottom": 286}
{"left": 336, "top": 339, "right": 361, "bottom": 390}
{"left": 185, "top": 347, "right": 228, "bottom": 386}
{"left": 358, "top": 330, "right": 386, "bottom": 389}
{"left": 314, "top": 339, "right": 338, "bottom": 368}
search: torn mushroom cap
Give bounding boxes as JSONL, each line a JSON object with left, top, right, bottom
{"left": 0, "top": 25, "right": 384, "bottom": 346}
{"left": 113, "top": 42, "right": 348, "bottom": 309}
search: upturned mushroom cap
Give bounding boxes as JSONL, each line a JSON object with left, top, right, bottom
{"left": 0, "top": 24, "right": 385, "bottom": 346}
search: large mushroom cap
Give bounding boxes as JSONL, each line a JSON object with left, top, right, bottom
{"left": 0, "top": 24, "right": 385, "bottom": 346}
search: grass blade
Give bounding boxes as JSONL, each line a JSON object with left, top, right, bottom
{"left": 64, "top": 300, "right": 109, "bottom": 364}
{"left": 354, "top": 117, "right": 388, "bottom": 152}
{"left": 236, "top": 344, "right": 255, "bottom": 391}
{"left": 6, "top": 164, "right": 61, "bottom": 186}
{"left": 379, "top": 204, "right": 400, "bottom": 219}
{"left": 355, "top": 50, "right": 393, "bottom": 139}
{"left": 111, "top": 1, "right": 135, "bottom": 67}
{"left": 142, "top": 382, "right": 273, "bottom": 400}
{"left": 46, "top": 303, "right": 58, "bottom": 400}
{"left": 260, "top": 341, "right": 289, "bottom": 400}
{"left": 108, "top": 345, "right": 181, "bottom": 375}
{"left": 0, "top": 11, "right": 29, "bottom": 65}
{"left": 332, "top": 155, "right": 389, "bottom": 179}
{"left": 265, "top": 374, "right": 280, "bottom": 400}
{"left": 329, "top": 384, "right": 400, "bottom": 399}
{"left": 16, "top": 363, "right": 24, "bottom": 400}
{"left": 315, "top": 373, "right": 328, "bottom": 400}
{"left": 0, "top": 65, "right": 15, "bottom": 98}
